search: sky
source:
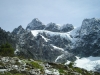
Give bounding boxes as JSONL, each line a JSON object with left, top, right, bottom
{"left": 0, "top": 0, "right": 100, "bottom": 32}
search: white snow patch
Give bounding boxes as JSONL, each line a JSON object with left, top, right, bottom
{"left": 68, "top": 27, "right": 80, "bottom": 37}
{"left": 41, "top": 35, "right": 49, "bottom": 42}
{"left": 55, "top": 54, "right": 64, "bottom": 62}
{"left": 50, "top": 44, "right": 64, "bottom": 51}
{"left": 14, "top": 49, "right": 19, "bottom": 54}
{"left": 31, "top": 30, "right": 39, "bottom": 37}
{"left": 45, "top": 69, "right": 59, "bottom": 75}
{"left": 67, "top": 27, "right": 81, "bottom": 49}
{"left": 75, "top": 56, "right": 100, "bottom": 71}
{"left": 65, "top": 60, "right": 71, "bottom": 65}
{"left": 31, "top": 30, "right": 72, "bottom": 41}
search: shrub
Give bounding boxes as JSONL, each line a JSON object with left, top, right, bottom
{"left": 0, "top": 43, "right": 14, "bottom": 56}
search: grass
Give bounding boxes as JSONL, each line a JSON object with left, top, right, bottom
{"left": 30, "top": 61, "right": 43, "bottom": 70}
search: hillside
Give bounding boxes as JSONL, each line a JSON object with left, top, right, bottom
{"left": 0, "top": 56, "right": 99, "bottom": 75}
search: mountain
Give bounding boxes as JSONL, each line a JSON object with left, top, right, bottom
{"left": 72, "top": 18, "right": 100, "bottom": 57}
{"left": 12, "top": 25, "right": 26, "bottom": 35}
{"left": 60, "top": 24, "right": 74, "bottom": 32}
{"left": 26, "top": 18, "right": 45, "bottom": 30}
{"left": 11, "top": 18, "right": 75, "bottom": 63}
{"left": 26, "top": 18, "right": 74, "bottom": 32}
{"left": 45, "top": 22, "right": 60, "bottom": 32}
{"left": 13, "top": 27, "right": 75, "bottom": 63}
{"left": 12, "top": 18, "right": 100, "bottom": 64}
{"left": 1, "top": 17, "right": 100, "bottom": 73}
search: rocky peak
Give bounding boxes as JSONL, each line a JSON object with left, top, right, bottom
{"left": 12, "top": 25, "right": 25, "bottom": 35}
{"left": 72, "top": 18, "right": 100, "bottom": 57}
{"left": 32, "top": 18, "right": 41, "bottom": 22}
{"left": 61, "top": 24, "right": 74, "bottom": 32}
{"left": 31, "top": 18, "right": 43, "bottom": 25}
{"left": 26, "top": 18, "right": 45, "bottom": 30}
{"left": 26, "top": 18, "right": 74, "bottom": 32}
{"left": 18, "top": 25, "right": 23, "bottom": 29}
{"left": 45, "top": 23, "right": 74, "bottom": 32}
{"left": 80, "top": 18, "right": 100, "bottom": 37}
{"left": 45, "top": 22, "right": 60, "bottom": 32}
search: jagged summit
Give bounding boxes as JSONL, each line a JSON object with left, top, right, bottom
{"left": 61, "top": 24, "right": 74, "bottom": 32}
{"left": 26, "top": 18, "right": 45, "bottom": 30}
{"left": 72, "top": 18, "right": 100, "bottom": 57}
{"left": 80, "top": 18, "right": 100, "bottom": 37}
{"left": 12, "top": 25, "right": 25, "bottom": 35}
{"left": 26, "top": 18, "right": 74, "bottom": 32}
{"left": 32, "top": 18, "right": 41, "bottom": 22}
{"left": 45, "top": 22, "right": 60, "bottom": 32}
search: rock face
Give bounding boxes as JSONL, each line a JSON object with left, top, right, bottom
{"left": 0, "top": 27, "right": 16, "bottom": 48}
{"left": 26, "top": 18, "right": 45, "bottom": 30}
{"left": 80, "top": 18, "right": 100, "bottom": 37}
{"left": 60, "top": 24, "right": 74, "bottom": 32}
{"left": 12, "top": 25, "right": 26, "bottom": 35}
{"left": 45, "top": 22, "right": 60, "bottom": 32}
{"left": 72, "top": 18, "right": 100, "bottom": 57}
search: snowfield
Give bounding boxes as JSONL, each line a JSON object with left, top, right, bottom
{"left": 75, "top": 56, "right": 100, "bottom": 71}
{"left": 31, "top": 30, "right": 72, "bottom": 41}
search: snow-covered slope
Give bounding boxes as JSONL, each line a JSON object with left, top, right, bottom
{"left": 13, "top": 25, "right": 76, "bottom": 63}
{"left": 75, "top": 56, "right": 100, "bottom": 71}
{"left": 31, "top": 30, "right": 72, "bottom": 41}
{"left": 68, "top": 27, "right": 81, "bottom": 44}
{"left": 30, "top": 30, "right": 75, "bottom": 63}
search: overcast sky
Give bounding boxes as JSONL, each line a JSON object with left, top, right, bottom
{"left": 0, "top": 0, "right": 100, "bottom": 32}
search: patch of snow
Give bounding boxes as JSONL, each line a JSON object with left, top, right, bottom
{"left": 45, "top": 69, "right": 53, "bottom": 74}
{"left": 68, "top": 27, "right": 80, "bottom": 37}
{"left": 65, "top": 60, "right": 71, "bottom": 65}
{"left": 68, "top": 27, "right": 81, "bottom": 46}
{"left": 31, "top": 30, "right": 39, "bottom": 37}
{"left": 75, "top": 56, "right": 100, "bottom": 71}
{"left": 41, "top": 35, "right": 49, "bottom": 42}
{"left": 45, "top": 69, "right": 59, "bottom": 75}
{"left": 50, "top": 44, "right": 64, "bottom": 51}
{"left": 14, "top": 49, "right": 19, "bottom": 54}
{"left": 31, "top": 30, "right": 72, "bottom": 41}
{"left": 55, "top": 54, "right": 64, "bottom": 62}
